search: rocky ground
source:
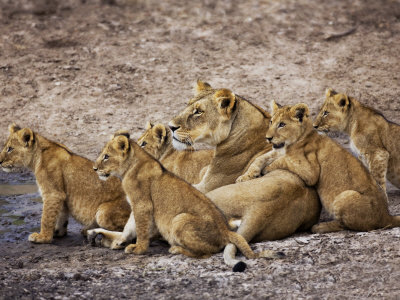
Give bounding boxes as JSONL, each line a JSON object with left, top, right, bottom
{"left": 0, "top": 0, "right": 399, "bottom": 299}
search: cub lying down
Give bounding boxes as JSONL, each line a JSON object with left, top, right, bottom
{"left": 238, "top": 101, "right": 400, "bottom": 233}
{"left": 0, "top": 124, "right": 130, "bottom": 243}
{"left": 89, "top": 131, "right": 282, "bottom": 271}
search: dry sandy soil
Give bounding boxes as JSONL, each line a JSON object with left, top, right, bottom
{"left": 0, "top": 0, "right": 399, "bottom": 298}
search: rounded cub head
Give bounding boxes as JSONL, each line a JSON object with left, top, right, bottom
{"left": 94, "top": 131, "right": 131, "bottom": 180}
{"left": 266, "top": 101, "right": 310, "bottom": 149}
{"left": 168, "top": 80, "right": 238, "bottom": 149}
{"left": 137, "top": 122, "right": 170, "bottom": 159}
{"left": 313, "top": 88, "right": 352, "bottom": 132}
{"left": 0, "top": 123, "right": 36, "bottom": 172}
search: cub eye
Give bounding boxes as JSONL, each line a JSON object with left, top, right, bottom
{"left": 193, "top": 108, "right": 203, "bottom": 115}
{"left": 270, "top": 120, "right": 272, "bottom": 124}
{"left": 6, "top": 147, "right": 13, "bottom": 153}
{"left": 278, "top": 122, "right": 286, "bottom": 128}
{"left": 140, "top": 141, "right": 147, "bottom": 147}
{"left": 323, "top": 111, "right": 329, "bottom": 117}
{"left": 103, "top": 154, "right": 109, "bottom": 161}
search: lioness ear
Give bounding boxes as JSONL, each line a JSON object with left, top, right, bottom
{"left": 19, "top": 128, "right": 35, "bottom": 147}
{"left": 325, "top": 88, "right": 337, "bottom": 97}
{"left": 270, "top": 100, "right": 282, "bottom": 114}
{"left": 214, "top": 89, "right": 237, "bottom": 120}
{"left": 195, "top": 80, "right": 212, "bottom": 95}
{"left": 115, "top": 135, "right": 130, "bottom": 153}
{"left": 145, "top": 121, "right": 154, "bottom": 130}
{"left": 290, "top": 103, "right": 309, "bottom": 123}
{"left": 9, "top": 123, "right": 21, "bottom": 133}
{"left": 153, "top": 124, "right": 167, "bottom": 142}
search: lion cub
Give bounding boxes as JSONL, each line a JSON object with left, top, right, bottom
{"left": 238, "top": 102, "right": 400, "bottom": 233}
{"left": 138, "top": 121, "right": 213, "bottom": 184}
{"left": 0, "top": 124, "right": 130, "bottom": 243}
{"left": 92, "top": 131, "right": 281, "bottom": 271}
{"left": 314, "top": 88, "right": 400, "bottom": 193}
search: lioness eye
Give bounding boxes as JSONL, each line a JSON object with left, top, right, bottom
{"left": 323, "top": 111, "right": 329, "bottom": 117}
{"left": 140, "top": 141, "right": 147, "bottom": 147}
{"left": 6, "top": 147, "right": 13, "bottom": 153}
{"left": 278, "top": 122, "right": 286, "bottom": 128}
{"left": 103, "top": 154, "right": 109, "bottom": 160}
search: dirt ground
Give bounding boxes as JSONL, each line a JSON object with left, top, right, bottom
{"left": 0, "top": 0, "right": 399, "bottom": 298}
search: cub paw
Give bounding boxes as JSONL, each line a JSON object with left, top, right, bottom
{"left": 125, "top": 243, "right": 147, "bottom": 255}
{"left": 111, "top": 240, "right": 128, "bottom": 250}
{"left": 54, "top": 228, "right": 67, "bottom": 238}
{"left": 28, "top": 232, "right": 52, "bottom": 244}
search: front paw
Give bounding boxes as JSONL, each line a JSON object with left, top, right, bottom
{"left": 125, "top": 243, "right": 147, "bottom": 255}
{"left": 29, "top": 232, "right": 52, "bottom": 244}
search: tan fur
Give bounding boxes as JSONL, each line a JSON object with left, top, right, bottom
{"left": 207, "top": 170, "right": 320, "bottom": 266}
{"left": 314, "top": 89, "right": 400, "bottom": 192}
{"left": 89, "top": 132, "right": 280, "bottom": 269}
{"left": 168, "top": 80, "right": 272, "bottom": 193}
{"left": 0, "top": 124, "right": 130, "bottom": 243}
{"left": 137, "top": 122, "right": 213, "bottom": 184}
{"left": 243, "top": 102, "right": 400, "bottom": 233}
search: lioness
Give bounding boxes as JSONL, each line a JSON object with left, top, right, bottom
{"left": 90, "top": 131, "right": 282, "bottom": 271}
{"left": 137, "top": 121, "right": 213, "bottom": 184}
{"left": 239, "top": 101, "right": 400, "bottom": 233}
{"left": 168, "top": 80, "right": 272, "bottom": 193}
{"left": 314, "top": 88, "right": 400, "bottom": 192}
{"left": 168, "top": 81, "right": 320, "bottom": 266}
{"left": 0, "top": 124, "right": 130, "bottom": 243}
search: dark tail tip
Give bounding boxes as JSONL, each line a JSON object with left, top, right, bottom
{"left": 232, "top": 261, "right": 247, "bottom": 272}
{"left": 277, "top": 251, "right": 286, "bottom": 258}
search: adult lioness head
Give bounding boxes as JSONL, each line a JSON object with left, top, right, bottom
{"left": 313, "top": 88, "right": 352, "bottom": 132}
{"left": 266, "top": 101, "right": 311, "bottom": 149}
{"left": 0, "top": 124, "right": 36, "bottom": 172}
{"left": 94, "top": 131, "right": 131, "bottom": 180}
{"left": 168, "top": 80, "right": 239, "bottom": 150}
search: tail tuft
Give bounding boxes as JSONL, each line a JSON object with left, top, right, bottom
{"left": 276, "top": 251, "right": 286, "bottom": 258}
{"left": 232, "top": 261, "right": 247, "bottom": 272}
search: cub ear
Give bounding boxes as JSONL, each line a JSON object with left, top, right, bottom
{"left": 19, "top": 128, "right": 35, "bottom": 147}
{"left": 9, "top": 123, "right": 21, "bottom": 133}
{"left": 290, "top": 103, "right": 309, "bottom": 123}
{"left": 153, "top": 124, "right": 167, "bottom": 142}
{"left": 195, "top": 80, "right": 212, "bottom": 95}
{"left": 113, "top": 130, "right": 130, "bottom": 139}
{"left": 325, "top": 88, "right": 337, "bottom": 97}
{"left": 214, "top": 89, "right": 237, "bottom": 120}
{"left": 269, "top": 100, "right": 282, "bottom": 114}
{"left": 115, "top": 135, "right": 130, "bottom": 153}
{"left": 145, "top": 121, "right": 154, "bottom": 130}
{"left": 338, "top": 94, "right": 351, "bottom": 108}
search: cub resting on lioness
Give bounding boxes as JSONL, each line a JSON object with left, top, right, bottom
{"left": 137, "top": 121, "right": 213, "bottom": 184}
{"left": 238, "top": 101, "right": 400, "bottom": 233}
{"left": 168, "top": 80, "right": 320, "bottom": 266}
{"left": 0, "top": 124, "right": 130, "bottom": 243}
{"left": 91, "top": 131, "right": 282, "bottom": 271}
{"left": 314, "top": 88, "right": 400, "bottom": 193}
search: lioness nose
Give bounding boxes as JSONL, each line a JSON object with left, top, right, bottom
{"left": 266, "top": 137, "right": 273, "bottom": 142}
{"left": 169, "top": 125, "right": 180, "bottom": 132}
{"left": 93, "top": 167, "right": 98, "bottom": 171}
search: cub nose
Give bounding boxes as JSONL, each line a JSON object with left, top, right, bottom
{"left": 266, "top": 137, "right": 273, "bottom": 142}
{"left": 169, "top": 125, "right": 180, "bottom": 132}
